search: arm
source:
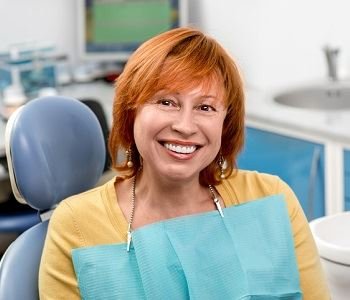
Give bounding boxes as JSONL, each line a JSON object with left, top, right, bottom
{"left": 39, "top": 201, "right": 83, "bottom": 299}
{"left": 277, "top": 179, "right": 330, "bottom": 299}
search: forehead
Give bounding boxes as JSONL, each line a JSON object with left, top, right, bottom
{"left": 157, "top": 75, "right": 225, "bottom": 101}
{"left": 154, "top": 57, "right": 225, "bottom": 97}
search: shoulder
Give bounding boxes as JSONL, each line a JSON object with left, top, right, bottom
{"left": 63, "top": 182, "right": 108, "bottom": 211}
{"left": 47, "top": 177, "right": 125, "bottom": 246}
{"left": 218, "top": 169, "right": 281, "bottom": 200}
{"left": 218, "top": 169, "right": 300, "bottom": 216}
{"left": 49, "top": 178, "right": 115, "bottom": 233}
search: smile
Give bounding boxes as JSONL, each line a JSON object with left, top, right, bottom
{"left": 163, "top": 143, "right": 197, "bottom": 154}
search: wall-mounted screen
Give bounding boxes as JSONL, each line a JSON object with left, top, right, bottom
{"left": 77, "top": 0, "right": 188, "bottom": 62}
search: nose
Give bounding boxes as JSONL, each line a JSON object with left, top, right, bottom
{"left": 171, "top": 109, "right": 198, "bottom": 136}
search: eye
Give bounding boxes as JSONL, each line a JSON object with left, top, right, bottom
{"left": 155, "top": 98, "right": 179, "bottom": 110}
{"left": 158, "top": 99, "right": 173, "bottom": 106}
{"left": 197, "top": 104, "right": 216, "bottom": 112}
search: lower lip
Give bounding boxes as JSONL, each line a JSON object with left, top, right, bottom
{"left": 162, "top": 145, "right": 198, "bottom": 160}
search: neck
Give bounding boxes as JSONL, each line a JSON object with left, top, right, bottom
{"left": 124, "top": 170, "right": 223, "bottom": 252}
{"left": 120, "top": 170, "right": 225, "bottom": 236}
{"left": 136, "top": 169, "right": 207, "bottom": 210}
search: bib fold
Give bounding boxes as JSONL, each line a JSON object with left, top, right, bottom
{"left": 72, "top": 195, "right": 302, "bottom": 300}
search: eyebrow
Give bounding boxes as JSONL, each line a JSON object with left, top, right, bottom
{"left": 201, "top": 95, "right": 218, "bottom": 99}
{"left": 171, "top": 92, "right": 219, "bottom": 99}
{"left": 154, "top": 91, "right": 221, "bottom": 102}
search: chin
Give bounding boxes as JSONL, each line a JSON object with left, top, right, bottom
{"left": 157, "top": 166, "right": 201, "bottom": 183}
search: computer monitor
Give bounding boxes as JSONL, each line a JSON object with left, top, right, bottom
{"left": 77, "top": 0, "right": 188, "bottom": 62}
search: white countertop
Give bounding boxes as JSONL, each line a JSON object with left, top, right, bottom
{"left": 245, "top": 87, "right": 350, "bottom": 146}
{"left": 2, "top": 81, "right": 350, "bottom": 158}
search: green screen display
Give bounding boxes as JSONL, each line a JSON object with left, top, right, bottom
{"left": 83, "top": 0, "right": 182, "bottom": 58}
{"left": 92, "top": 1, "right": 172, "bottom": 44}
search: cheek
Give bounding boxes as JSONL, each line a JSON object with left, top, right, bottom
{"left": 133, "top": 107, "right": 151, "bottom": 136}
{"left": 133, "top": 113, "right": 147, "bottom": 151}
{"left": 133, "top": 120, "right": 141, "bottom": 144}
{"left": 133, "top": 109, "right": 164, "bottom": 149}
{"left": 214, "top": 129, "right": 223, "bottom": 151}
{"left": 133, "top": 115, "right": 150, "bottom": 144}
{"left": 209, "top": 120, "right": 225, "bottom": 145}
{"left": 202, "top": 124, "right": 223, "bottom": 164}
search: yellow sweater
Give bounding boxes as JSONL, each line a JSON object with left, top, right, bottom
{"left": 39, "top": 170, "right": 330, "bottom": 299}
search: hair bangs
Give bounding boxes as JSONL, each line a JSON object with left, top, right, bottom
{"left": 155, "top": 55, "right": 225, "bottom": 102}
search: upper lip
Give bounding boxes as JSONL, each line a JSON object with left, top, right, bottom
{"left": 159, "top": 140, "right": 202, "bottom": 147}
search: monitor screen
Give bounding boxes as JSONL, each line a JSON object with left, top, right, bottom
{"left": 77, "top": 0, "right": 188, "bottom": 62}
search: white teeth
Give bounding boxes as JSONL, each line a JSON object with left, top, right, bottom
{"left": 164, "top": 143, "right": 197, "bottom": 154}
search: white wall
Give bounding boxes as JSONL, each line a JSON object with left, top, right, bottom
{"left": 1, "top": 0, "right": 350, "bottom": 91}
{"left": 189, "top": 0, "right": 350, "bottom": 91}
{"left": 0, "top": 0, "right": 77, "bottom": 62}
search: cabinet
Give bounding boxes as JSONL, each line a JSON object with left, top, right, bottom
{"left": 344, "top": 150, "right": 350, "bottom": 211}
{"left": 237, "top": 127, "right": 325, "bottom": 220}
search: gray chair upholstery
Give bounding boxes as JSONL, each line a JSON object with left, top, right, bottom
{"left": 0, "top": 96, "right": 106, "bottom": 299}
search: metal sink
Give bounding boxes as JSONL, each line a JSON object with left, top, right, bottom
{"left": 274, "top": 85, "right": 350, "bottom": 110}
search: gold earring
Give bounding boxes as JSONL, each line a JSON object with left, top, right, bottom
{"left": 126, "top": 148, "right": 133, "bottom": 168}
{"left": 219, "top": 155, "right": 225, "bottom": 179}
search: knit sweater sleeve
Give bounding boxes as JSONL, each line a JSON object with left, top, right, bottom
{"left": 39, "top": 201, "right": 84, "bottom": 299}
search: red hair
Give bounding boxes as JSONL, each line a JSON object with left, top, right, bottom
{"left": 108, "top": 27, "right": 245, "bottom": 185}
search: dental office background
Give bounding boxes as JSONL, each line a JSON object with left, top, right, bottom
{"left": 1, "top": 0, "right": 349, "bottom": 91}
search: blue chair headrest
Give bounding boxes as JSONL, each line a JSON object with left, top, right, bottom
{"left": 5, "top": 96, "right": 106, "bottom": 211}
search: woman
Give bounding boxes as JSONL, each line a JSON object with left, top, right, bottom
{"left": 39, "top": 27, "right": 329, "bottom": 299}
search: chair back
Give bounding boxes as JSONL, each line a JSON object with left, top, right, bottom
{"left": 0, "top": 96, "right": 106, "bottom": 299}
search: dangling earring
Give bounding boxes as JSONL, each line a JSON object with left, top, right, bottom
{"left": 126, "top": 147, "right": 133, "bottom": 168}
{"left": 219, "top": 155, "right": 226, "bottom": 179}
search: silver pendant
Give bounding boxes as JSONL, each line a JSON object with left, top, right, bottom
{"left": 214, "top": 197, "right": 224, "bottom": 217}
{"left": 127, "top": 230, "right": 132, "bottom": 252}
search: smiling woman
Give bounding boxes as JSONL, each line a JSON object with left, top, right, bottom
{"left": 132, "top": 83, "right": 227, "bottom": 187}
{"left": 109, "top": 27, "right": 245, "bottom": 186}
{"left": 39, "top": 27, "right": 330, "bottom": 299}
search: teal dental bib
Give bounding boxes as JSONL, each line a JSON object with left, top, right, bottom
{"left": 72, "top": 195, "right": 302, "bottom": 299}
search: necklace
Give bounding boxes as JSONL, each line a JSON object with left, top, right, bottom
{"left": 126, "top": 176, "right": 224, "bottom": 252}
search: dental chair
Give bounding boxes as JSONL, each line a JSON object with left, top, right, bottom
{"left": 0, "top": 96, "right": 106, "bottom": 299}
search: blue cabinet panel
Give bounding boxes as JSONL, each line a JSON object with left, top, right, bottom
{"left": 238, "top": 127, "right": 325, "bottom": 220}
{"left": 343, "top": 150, "right": 350, "bottom": 211}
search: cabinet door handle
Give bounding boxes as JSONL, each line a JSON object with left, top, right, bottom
{"left": 308, "top": 147, "right": 321, "bottom": 220}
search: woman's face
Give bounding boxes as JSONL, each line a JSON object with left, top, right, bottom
{"left": 133, "top": 79, "right": 227, "bottom": 183}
